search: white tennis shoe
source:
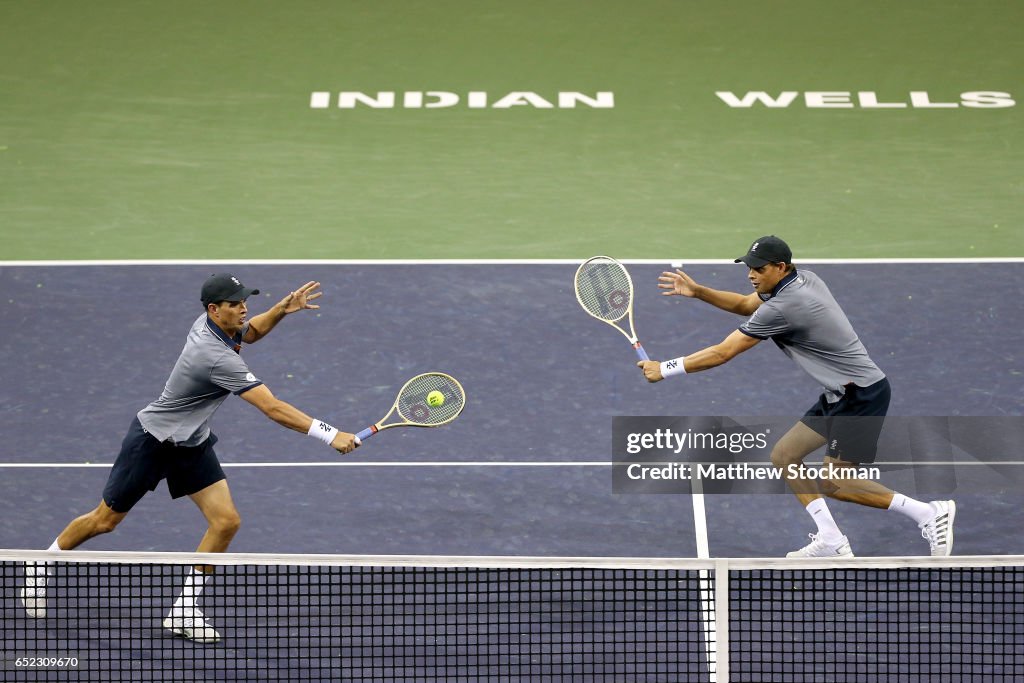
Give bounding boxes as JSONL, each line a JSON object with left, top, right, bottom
{"left": 20, "top": 562, "right": 51, "bottom": 618}
{"left": 163, "top": 608, "right": 222, "bottom": 644}
{"left": 920, "top": 500, "right": 956, "bottom": 556}
{"left": 786, "top": 533, "right": 855, "bottom": 558}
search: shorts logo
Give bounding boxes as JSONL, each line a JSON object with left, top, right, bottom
{"left": 245, "top": 372, "right": 257, "bottom": 382}
{"left": 830, "top": 439, "right": 838, "bottom": 450}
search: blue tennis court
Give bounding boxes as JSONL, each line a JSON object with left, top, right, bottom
{"left": 1, "top": 261, "right": 1021, "bottom": 558}
{"left": 1, "top": 261, "right": 1022, "bottom": 682}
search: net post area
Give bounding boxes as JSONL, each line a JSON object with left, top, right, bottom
{"left": 2, "top": 550, "right": 1022, "bottom": 682}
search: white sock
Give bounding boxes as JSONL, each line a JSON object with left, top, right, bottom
{"left": 171, "top": 568, "right": 210, "bottom": 618}
{"left": 27, "top": 538, "right": 62, "bottom": 586}
{"left": 805, "top": 498, "right": 844, "bottom": 544}
{"left": 888, "top": 493, "right": 935, "bottom": 525}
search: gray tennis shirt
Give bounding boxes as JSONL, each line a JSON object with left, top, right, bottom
{"left": 137, "top": 314, "right": 263, "bottom": 446}
{"left": 738, "top": 269, "right": 885, "bottom": 402}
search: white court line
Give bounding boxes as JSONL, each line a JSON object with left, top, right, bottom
{"left": 690, "top": 476, "right": 718, "bottom": 681}
{"left": 1, "top": 257, "right": 1023, "bottom": 267}
{"left": 691, "top": 477, "right": 711, "bottom": 558}
{"left": 0, "top": 461, "right": 1021, "bottom": 468}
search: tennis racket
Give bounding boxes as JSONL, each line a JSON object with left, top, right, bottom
{"left": 574, "top": 256, "right": 650, "bottom": 360}
{"left": 354, "top": 372, "right": 466, "bottom": 444}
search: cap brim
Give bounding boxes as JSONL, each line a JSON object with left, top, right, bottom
{"left": 224, "top": 287, "right": 260, "bottom": 302}
{"left": 735, "top": 255, "right": 772, "bottom": 268}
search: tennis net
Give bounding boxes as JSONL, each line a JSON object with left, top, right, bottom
{"left": 2, "top": 550, "right": 1022, "bottom": 681}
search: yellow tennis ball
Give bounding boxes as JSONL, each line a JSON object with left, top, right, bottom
{"left": 427, "top": 391, "right": 445, "bottom": 407}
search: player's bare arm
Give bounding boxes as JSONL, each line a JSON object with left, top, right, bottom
{"left": 659, "top": 269, "right": 761, "bottom": 315}
{"left": 637, "top": 329, "right": 761, "bottom": 382}
{"left": 240, "top": 384, "right": 357, "bottom": 454}
{"left": 244, "top": 281, "right": 323, "bottom": 343}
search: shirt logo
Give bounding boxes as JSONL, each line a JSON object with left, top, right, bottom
{"left": 245, "top": 372, "right": 257, "bottom": 382}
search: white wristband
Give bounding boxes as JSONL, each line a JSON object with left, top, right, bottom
{"left": 307, "top": 419, "right": 339, "bottom": 445}
{"left": 660, "top": 357, "right": 688, "bottom": 378}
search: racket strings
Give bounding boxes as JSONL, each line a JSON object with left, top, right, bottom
{"left": 575, "top": 259, "right": 632, "bottom": 322}
{"left": 397, "top": 373, "right": 465, "bottom": 425}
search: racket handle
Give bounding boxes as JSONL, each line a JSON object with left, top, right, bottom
{"left": 633, "top": 343, "right": 650, "bottom": 361}
{"left": 355, "top": 426, "right": 377, "bottom": 443}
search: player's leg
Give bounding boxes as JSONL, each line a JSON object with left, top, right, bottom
{"left": 21, "top": 502, "right": 130, "bottom": 617}
{"left": 819, "top": 454, "right": 896, "bottom": 507}
{"left": 819, "top": 379, "right": 954, "bottom": 555}
{"left": 770, "top": 421, "right": 828, "bottom": 506}
{"left": 22, "top": 418, "right": 158, "bottom": 618}
{"left": 819, "top": 455, "right": 954, "bottom": 555}
{"left": 190, "top": 479, "right": 242, "bottom": 554}
{"left": 814, "top": 391, "right": 894, "bottom": 508}
{"left": 772, "top": 421, "right": 854, "bottom": 558}
{"left": 55, "top": 500, "right": 129, "bottom": 549}
{"left": 162, "top": 439, "right": 234, "bottom": 643}
{"left": 21, "top": 501, "right": 129, "bottom": 617}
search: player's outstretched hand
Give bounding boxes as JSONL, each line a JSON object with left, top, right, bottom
{"left": 637, "top": 360, "right": 664, "bottom": 383}
{"left": 659, "top": 269, "right": 699, "bottom": 297}
{"left": 280, "top": 281, "right": 323, "bottom": 314}
{"left": 331, "top": 431, "right": 358, "bottom": 454}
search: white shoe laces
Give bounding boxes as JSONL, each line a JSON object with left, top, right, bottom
{"left": 801, "top": 533, "right": 826, "bottom": 551}
{"left": 920, "top": 507, "right": 948, "bottom": 551}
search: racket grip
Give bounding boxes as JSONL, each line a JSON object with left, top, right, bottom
{"left": 355, "top": 426, "right": 377, "bottom": 443}
{"left": 633, "top": 343, "right": 650, "bottom": 361}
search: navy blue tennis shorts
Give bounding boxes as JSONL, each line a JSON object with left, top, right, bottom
{"left": 800, "top": 378, "right": 891, "bottom": 464}
{"left": 102, "top": 417, "right": 226, "bottom": 513}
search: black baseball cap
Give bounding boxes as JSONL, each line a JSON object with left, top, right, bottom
{"left": 201, "top": 273, "right": 260, "bottom": 307}
{"left": 734, "top": 235, "right": 793, "bottom": 268}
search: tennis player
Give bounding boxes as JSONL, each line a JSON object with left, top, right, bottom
{"left": 638, "top": 236, "right": 955, "bottom": 558}
{"left": 20, "top": 274, "right": 358, "bottom": 642}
